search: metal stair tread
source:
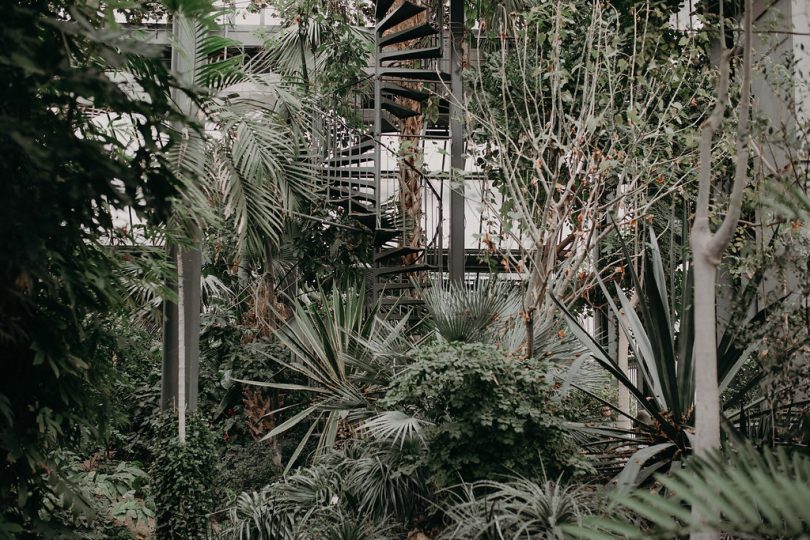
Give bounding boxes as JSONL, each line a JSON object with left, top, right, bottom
{"left": 360, "top": 108, "right": 400, "bottom": 132}
{"left": 332, "top": 197, "right": 375, "bottom": 213}
{"left": 377, "top": 1, "right": 426, "bottom": 34}
{"left": 374, "top": 245, "right": 424, "bottom": 262}
{"left": 381, "top": 98, "right": 420, "bottom": 118}
{"left": 333, "top": 138, "right": 375, "bottom": 157}
{"left": 374, "top": 263, "right": 436, "bottom": 276}
{"left": 374, "top": 281, "right": 431, "bottom": 291}
{"left": 379, "top": 46, "right": 443, "bottom": 63}
{"left": 329, "top": 186, "right": 377, "bottom": 203}
{"left": 379, "top": 23, "right": 438, "bottom": 48}
{"left": 326, "top": 178, "right": 376, "bottom": 189}
{"left": 326, "top": 153, "right": 375, "bottom": 166}
{"left": 322, "top": 166, "right": 376, "bottom": 177}
{"left": 380, "top": 83, "right": 430, "bottom": 101}
{"left": 375, "top": 0, "right": 396, "bottom": 21}
{"left": 379, "top": 297, "right": 425, "bottom": 305}
{"left": 380, "top": 68, "right": 451, "bottom": 82}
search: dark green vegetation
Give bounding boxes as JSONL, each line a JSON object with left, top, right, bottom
{"left": 383, "top": 342, "right": 583, "bottom": 485}
{"left": 0, "top": 0, "right": 194, "bottom": 534}
{"left": 2, "top": 0, "right": 809, "bottom": 538}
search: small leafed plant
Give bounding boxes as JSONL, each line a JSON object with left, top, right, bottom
{"left": 383, "top": 341, "right": 585, "bottom": 486}
{"left": 151, "top": 413, "right": 218, "bottom": 540}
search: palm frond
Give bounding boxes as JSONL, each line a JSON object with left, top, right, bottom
{"left": 420, "top": 280, "right": 521, "bottom": 343}
{"left": 211, "top": 101, "right": 315, "bottom": 262}
{"left": 360, "top": 411, "right": 431, "bottom": 448}
{"left": 568, "top": 445, "right": 810, "bottom": 539}
{"left": 339, "top": 442, "right": 429, "bottom": 520}
{"left": 238, "top": 285, "right": 395, "bottom": 473}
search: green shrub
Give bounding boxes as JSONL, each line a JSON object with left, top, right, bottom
{"left": 383, "top": 341, "right": 582, "bottom": 486}
{"left": 151, "top": 413, "right": 218, "bottom": 539}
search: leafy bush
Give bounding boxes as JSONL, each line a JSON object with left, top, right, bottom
{"left": 383, "top": 342, "right": 583, "bottom": 486}
{"left": 220, "top": 440, "right": 282, "bottom": 496}
{"left": 37, "top": 452, "right": 153, "bottom": 539}
{"left": 152, "top": 414, "right": 219, "bottom": 539}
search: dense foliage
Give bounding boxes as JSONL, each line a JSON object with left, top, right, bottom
{"left": 0, "top": 0, "right": 194, "bottom": 534}
{"left": 2, "top": 0, "right": 809, "bottom": 538}
{"left": 151, "top": 414, "right": 218, "bottom": 540}
{"left": 384, "top": 342, "right": 582, "bottom": 486}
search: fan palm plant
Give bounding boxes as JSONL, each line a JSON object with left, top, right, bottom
{"left": 222, "top": 443, "right": 418, "bottom": 539}
{"left": 419, "top": 280, "right": 521, "bottom": 344}
{"left": 420, "top": 280, "right": 582, "bottom": 357}
{"left": 554, "top": 230, "right": 784, "bottom": 489}
{"left": 234, "top": 283, "right": 419, "bottom": 473}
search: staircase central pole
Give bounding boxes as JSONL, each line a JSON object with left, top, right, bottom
{"left": 448, "top": 0, "right": 465, "bottom": 284}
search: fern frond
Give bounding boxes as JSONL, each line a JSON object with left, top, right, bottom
{"left": 568, "top": 445, "right": 810, "bottom": 539}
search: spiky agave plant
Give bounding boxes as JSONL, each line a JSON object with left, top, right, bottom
{"left": 554, "top": 229, "right": 790, "bottom": 489}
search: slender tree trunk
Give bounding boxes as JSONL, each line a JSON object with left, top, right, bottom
{"left": 691, "top": 252, "right": 720, "bottom": 453}
{"left": 383, "top": 0, "right": 426, "bottom": 263}
{"left": 177, "top": 251, "right": 187, "bottom": 444}
{"left": 689, "top": 1, "right": 752, "bottom": 537}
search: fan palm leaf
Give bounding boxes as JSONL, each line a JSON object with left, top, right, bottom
{"left": 234, "top": 285, "right": 410, "bottom": 473}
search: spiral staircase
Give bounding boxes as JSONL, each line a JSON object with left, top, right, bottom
{"left": 319, "top": 0, "right": 454, "bottom": 316}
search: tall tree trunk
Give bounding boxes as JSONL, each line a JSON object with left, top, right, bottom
{"left": 689, "top": 1, "right": 751, "bottom": 537}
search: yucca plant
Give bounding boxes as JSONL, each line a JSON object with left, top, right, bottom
{"left": 566, "top": 444, "right": 810, "bottom": 539}
{"left": 554, "top": 230, "right": 779, "bottom": 489}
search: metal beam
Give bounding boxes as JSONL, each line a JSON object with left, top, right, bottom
{"left": 448, "top": 0, "right": 465, "bottom": 284}
{"left": 125, "top": 23, "right": 282, "bottom": 47}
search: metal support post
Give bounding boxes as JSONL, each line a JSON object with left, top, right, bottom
{"left": 448, "top": 0, "right": 465, "bottom": 284}
{"left": 161, "top": 11, "right": 201, "bottom": 415}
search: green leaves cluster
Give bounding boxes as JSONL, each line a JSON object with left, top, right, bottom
{"left": 224, "top": 441, "right": 421, "bottom": 539}
{"left": 570, "top": 445, "right": 810, "bottom": 539}
{"left": 383, "top": 341, "right": 583, "bottom": 486}
{"left": 151, "top": 414, "right": 219, "bottom": 540}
